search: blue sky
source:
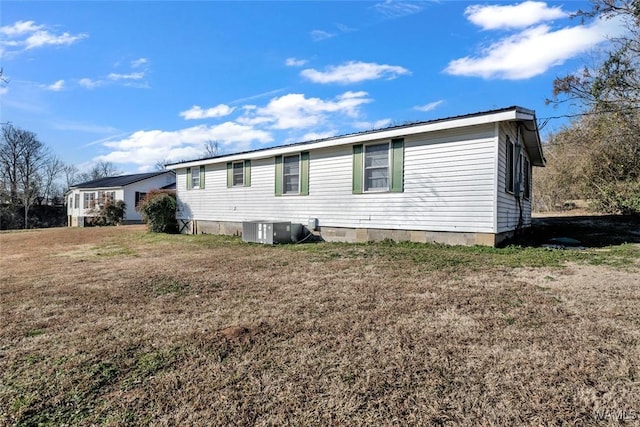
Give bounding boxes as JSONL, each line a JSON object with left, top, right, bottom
{"left": 0, "top": 1, "right": 625, "bottom": 173}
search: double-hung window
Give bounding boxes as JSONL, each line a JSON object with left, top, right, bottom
{"left": 353, "top": 139, "right": 404, "bottom": 194}
{"left": 186, "top": 166, "right": 205, "bottom": 190}
{"left": 364, "top": 143, "right": 389, "bottom": 191}
{"left": 232, "top": 162, "right": 244, "bottom": 186}
{"left": 274, "top": 152, "right": 309, "bottom": 196}
{"left": 283, "top": 155, "right": 300, "bottom": 194}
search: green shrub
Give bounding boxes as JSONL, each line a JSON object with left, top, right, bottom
{"left": 136, "top": 190, "right": 177, "bottom": 233}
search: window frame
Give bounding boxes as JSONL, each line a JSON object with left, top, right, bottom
{"left": 74, "top": 194, "right": 80, "bottom": 209}
{"left": 282, "top": 154, "right": 301, "bottom": 195}
{"left": 83, "top": 192, "right": 96, "bottom": 210}
{"left": 363, "top": 142, "right": 390, "bottom": 192}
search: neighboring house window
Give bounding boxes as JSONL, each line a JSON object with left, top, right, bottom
{"left": 186, "top": 166, "right": 206, "bottom": 190}
{"left": 505, "top": 135, "right": 515, "bottom": 193}
{"left": 74, "top": 194, "right": 79, "bottom": 209}
{"left": 523, "top": 156, "right": 531, "bottom": 200}
{"left": 352, "top": 139, "right": 404, "bottom": 194}
{"left": 274, "top": 152, "right": 309, "bottom": 196}
{"left": 135, "top": 192, "right": 147, "bottom": 208}
{"left": 98, "top": 191, "right": 115, "bottom": 204}
{"left": 226, "top": 160, "right": 252, "bottom": 188}
{"left": 83, "top": 192, "right": 96, "bottom": 209}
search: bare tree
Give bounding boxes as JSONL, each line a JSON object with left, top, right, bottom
{"left": 89, "top": 160, "right": 121, "bottom": 180}
{"left": 203, "top": 140, "right": 221, "bottom": 158}
{"left": 41, "top": 155, "right": 65, "bottom": 205}
{"left": 0, "top": 124, "right": 48, "bottom": 228}
{"left": 63, "top": 164, "right": 79, "bottom": 189}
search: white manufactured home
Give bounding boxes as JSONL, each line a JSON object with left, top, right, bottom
{"left": 166, "top": 106, "right": 545, "bottom": 246}
{"left": 66, "top": 171, "right": 176, "bottom": 227}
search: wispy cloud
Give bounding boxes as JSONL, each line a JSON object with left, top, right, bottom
{"left": 445, "top": 14, "right": 626, "bottom": 80}
{"left": 373, "top": 0, "right": 424, "bottom": 19}
{"left": 0, "top": 20, "right": 87, "bottom": 56}
{"left": 414, "top": 100, "right": 443, "bottom": 112}
{"left": 465, "top": 1, "right": 567, "bottom": 30}
{"left": 52, "top": 120, "right": 119, "bottom": 134}
{"left": 310, "top": 29, "right": 335, "bottom": 42}
{"left": 285, "top": 57, "right": 308, "bottom": 67}
{"left": 301, "top": 61, "right": 410, "bottom": 84}
{"left": 231, "top": 88, "right": 286, "bottom": 104}
{"left": 78, "top": 78, "right": 103, "bottom": 89}
{"left": 353, "top": 118, "right": 393, "bottom": 130}
{"left": 108, "top": 72, "right": 145, "bottom": 81}
{"left": 131, "top": 57, "right": 148, "bottom": 68}
{"left": 43, "top": 79, "right": 65, "bottom": 91}
{"left": 179, "top": 104, "right": 236, "bottom": 120}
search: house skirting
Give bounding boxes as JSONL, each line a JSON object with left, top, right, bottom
{"left": 181, "top": 219, "right": 516, "bottom": 247}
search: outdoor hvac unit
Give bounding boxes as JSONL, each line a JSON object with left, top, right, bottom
{"left": 242, "top": 221, "right": 302, "bottom": 244}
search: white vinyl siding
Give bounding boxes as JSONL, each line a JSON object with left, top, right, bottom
{"left": 176, "top": 124, "right": 499, "bottom": 233}
{"left": 497, "top": 122, "right": 532, "bottom": 232}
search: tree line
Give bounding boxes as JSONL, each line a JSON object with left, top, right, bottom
{"left": 537, "top": 0, "right": 640, "bottom": 216}
{"left": 0, "top": 124, "right": 121, "bottom": 229}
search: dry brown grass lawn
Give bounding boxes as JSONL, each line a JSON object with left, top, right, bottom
{"left": 1, "top": 225, "right": 639, "bottom": 425}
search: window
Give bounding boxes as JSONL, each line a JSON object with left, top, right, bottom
{"left": 98, "top": 191, "right": 115, "bottom": 205}
{"left": 191, "top": 167, "right": 200, "bottom": 188}
{"left": 364, "top": 143, "right": 389, "bottom": 191}
{"left": 226, "top": 160, "right": 251, "bottom": 188}
{"left": 505, "top": 136, "right": 515, "bottom": 193}
{"left": 135, "top": 192, "right": 147, "bottom": 208}
{"left": 353, "top": 139, "right": 404, "bottom": 194}
{"left": 74, "top": 194, "right": 79, "bottom": 209}
{"left": 83, "top": 192, "right": 96, "bottom": 209}
{"left": 186, "top": 166, "right": 205, "bottom": 190}
{"left": 523, "top": 156, "right": 531, "bottom": 200}
{"left": 274, "top": 152, "right": 309, "bottom": 196}
{"left": 283, "top": 155, "right": 300, "bottom": 194}
{"left": 233, "top": 162, "right": 244, "bottom": 186}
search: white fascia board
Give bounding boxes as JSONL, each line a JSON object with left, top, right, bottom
{"left": 166, "top": 109, "right": 521, "bottom": 170}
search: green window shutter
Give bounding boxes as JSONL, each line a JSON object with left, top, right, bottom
{"left": 352, "top": 145, "right": 363, "bottom": 194}
{"left": 275, "top": 155, "right": 283, "bottom": 196}
{"left": 300, "top": 152, "right": 309, "bottom": 195}
{"left": 244, "top": 160, "right": 251, "bottom": 187}
{"left": 186, "top": 167, "right": 191, "bottom": 190}
{"left": 226, "top": 162, "right": 233, "bottom": 188}
{"left": 390, "top": 138, "right": 404, "bottom": 193}
{"left": 199, "top": 165, "right": 205, "bottom": 189}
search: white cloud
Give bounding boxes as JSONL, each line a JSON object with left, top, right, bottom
{"left": 285, "top": 57, "right": 308, "bottom": 67}
{"left": 179, "top": 104, "right": 236, "bottom": 120}
{"left": 465, "top": 1, "right": 567, "bottom": 30}
{"left": 131, "top": 57, "right": 148, "bottom": 68}
{"left": 78, "top": 78, "right": 103, "bottom": 89}
{"left": 0, "top": 87, "right": 8, "bottom": 95}
{"left": 301, "top": 61, "right": 410, "bottom": 84}
{"left": 353, "top": 119, "right": 393, "bottom": 130}
{"left": 445, "top": 15, "right": 627, "bottom": 80}
{"left": 310, "top": 30, "right": 335, "bottom": 41}
{"left": 44, "top": 80, "right": 65, "bottom": 91}
{"left": 0, "top": 21, "right": 43, "bottom": 37}
{"left": 414, "top": 100, "right": 443, "bottom": 112}
{"left": 240, "top": 91, "right": 373, "bottom": 130}
{"left": 108, "top": 72, "right": 144, "bottom": 81}
{"left": 373, "top": 0, "right": 423, "bottom": 19}
{"left": 302, "top": 130, "right": 338, "bottom": 141}
{"left": 97, "top": 123, "right": 273, "bottom": 169}
{"left": 0, "top": 20, "right": 87, "bottom": 55}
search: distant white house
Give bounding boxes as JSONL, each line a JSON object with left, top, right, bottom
{"left": 66, "top": 171, "right": 176, "bottom": 227}
{"left": 165, "top": 106, "right": 545, "bottom": 246}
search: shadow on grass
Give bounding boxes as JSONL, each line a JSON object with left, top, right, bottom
{"left": 508, "top": 215, "right": 640, "bottom": 248}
